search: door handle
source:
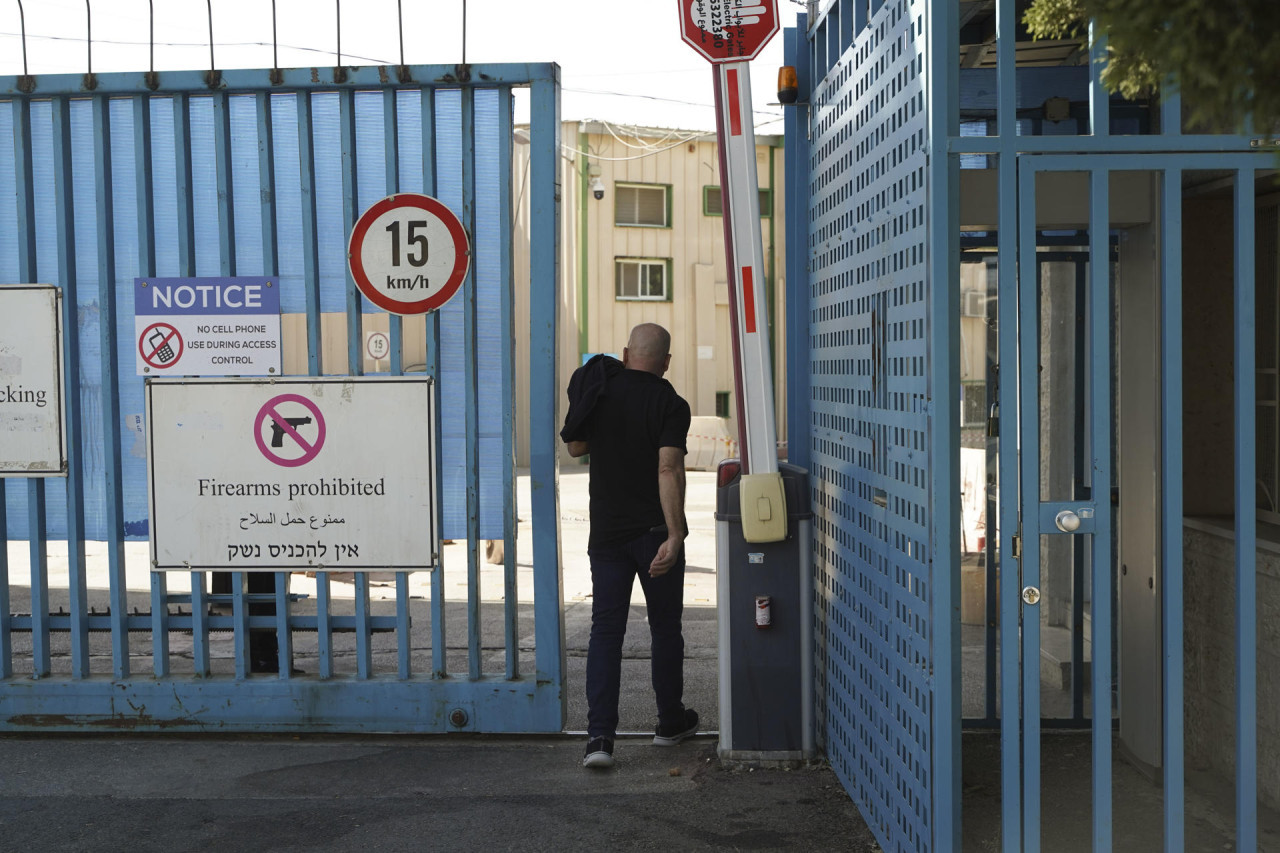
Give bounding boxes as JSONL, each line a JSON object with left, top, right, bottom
{"left": 1054, "top": 509, "right": 1081, "bottom": 532}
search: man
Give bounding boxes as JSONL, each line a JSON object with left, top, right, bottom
{"left": 562, "top": 323, "right": 697, "bottom": 770}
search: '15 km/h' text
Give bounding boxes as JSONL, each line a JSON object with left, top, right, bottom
{"left": 386, "top": 273, "right": 429, "bottom": 290}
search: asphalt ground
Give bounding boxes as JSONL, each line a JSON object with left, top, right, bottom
{"left": 0, "top": 468, "right": 884, "bottom": 852}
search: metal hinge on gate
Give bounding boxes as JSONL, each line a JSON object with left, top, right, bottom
{"left": 1011, "top": 533, "right": 1022, "bottom": 560}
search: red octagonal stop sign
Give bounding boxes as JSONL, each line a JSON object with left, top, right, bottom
{"left": 678, "top": 0, "right": 779, "bottom": 63}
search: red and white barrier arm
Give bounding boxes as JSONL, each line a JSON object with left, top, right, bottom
{"left": 713, "top": 60, "right": 779, "bottom": 479}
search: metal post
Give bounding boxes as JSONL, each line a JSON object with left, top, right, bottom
{"left": 529, "top": 70, "right": 566, "bottom": 726}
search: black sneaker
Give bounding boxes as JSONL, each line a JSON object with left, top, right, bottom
{"left": 582, "top": 737, "right": 614, "bottom": 769}
{"left": 653, "top": 708, "right": 699, "bottom": 746}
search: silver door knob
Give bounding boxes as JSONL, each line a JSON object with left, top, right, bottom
{"left": 1022, "top": 586, "right": 1041, "bottom": 606}
{"left": 1055, "top": 510, "right": 1081, "bottom": 533}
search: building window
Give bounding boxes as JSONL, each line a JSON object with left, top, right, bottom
{"left": 716, "top": 391, "right": 731, "bottom": 418}
{"left": 703, "top": 186, "right": 773, "bottom": 217}
{"left": 615, "top": 183, "right": 670, "bottom": 227}
{"left": 615, "top": 258, "right": 670, "bottom": 301}
{"left": 960, "top": 381, "right": 987, "bottom": 429}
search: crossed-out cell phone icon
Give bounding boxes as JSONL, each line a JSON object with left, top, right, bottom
{"left": 147, "top": 329, "right": 176, "bottom": 364}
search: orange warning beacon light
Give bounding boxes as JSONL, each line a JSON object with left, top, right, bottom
{"left": 777, "top": 65, "right": 799, "bottom": 104}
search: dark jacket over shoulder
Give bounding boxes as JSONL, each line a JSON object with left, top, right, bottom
{"left": 560, "top": 354, "right": 623, "bottom": 444}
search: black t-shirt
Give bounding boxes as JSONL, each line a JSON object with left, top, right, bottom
{"left": 582, "top": 369, "right": 691, "bottom": 549}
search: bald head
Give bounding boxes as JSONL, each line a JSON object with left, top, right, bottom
{"left": 623, "top": 323, "right": 672, "bottom": 376}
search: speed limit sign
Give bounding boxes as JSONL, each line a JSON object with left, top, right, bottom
{"left": 347, "top": 194, "right": 470, "bottom": 315}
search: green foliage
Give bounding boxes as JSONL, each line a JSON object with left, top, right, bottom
{"left": 1023, "top": 0, "right": 1280, "bottom": 134}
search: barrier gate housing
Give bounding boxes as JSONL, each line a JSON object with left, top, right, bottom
{"left": 787, "top": 1, "right": 1272, "bottom": 850}
{"left": 0, "top": 63, "right": 566, "bottom": 733}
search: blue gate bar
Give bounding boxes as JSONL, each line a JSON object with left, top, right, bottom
{"left": 29, "top": 486, "right": 49, "bottom": 677}
{"left": 783, "top": 19, "right": 811, "bottom": 479}
{"left": 1233, "top": 169, "right": 1258, "bottom": 852}
{"left": 0, "top": 678, "right": 552, "bottom": 731}
{"left": 949, "top": 135, "right": 1264, "bottom": 155}
{"left": 93, "top": 94, "right": 129, "bottom": 680}
{"left": 0, "top": 494, "right": 8, "bottom": 679}
{"left": 1088, "top": 168, "right": 1113, "bottom": 850}
{"left": 274, "top": 573, "right": 293, "bottom": 680}
{"left": 216, "top": 92, "right": 249, "bottom": 679}
{"left": 383, "top": 88, "right": 405, "bottom": 377}
{"left": 380, "top": 86, "right": 412, "bottom": 681}
{"left": 355, "top": 572, "right": 372, "bottom": 679}
{"left": 171, "top": 108, "right": 195, "bottom": 730}
{"left": 256, "top": 93, "right": 278, "bottom": 278}
{"left": 461, "top": 85, "right": 483, "bottom": 681}
{"left": 51, "top": 96, "right": 90, "bottom": 679}
{"left": 17, "top": 96, "right": 47, "bottom": 681}
{"left": 396, "top": 572, "right": 411, "bottom": 680}
{"left": 421, "top": 86, "right": 447, "bottom": 681}
{"left": 1161, "top": 165, "right": 1186, "bottom": 853}
{"left": 317, "top": 572, "right": 333, "bottom": 679}
{"left": 0, "top": 64, "right": 558, "bottom": 97}
{"left": 134, "top": 94, "right": 170, "bottom": 677}
{"left": 928, "top": 0, "right": 962, "bottom": 847}
{"left": 190, "top": 572, "right": 210, "bottom": 676}
{"left": 995, "top": 0, "right": 1022, "bottom": 844}
{"left": 1162, "top": 89, "right": 1182, "bottom": 137}
{"left": 497, "top": 88, "right": 519, "bottom": 681}
{"left": 335, "top": 85, "right": 365, "bottom": 678}
{"left": 232, "top": 572, "right": 249, "bottom": 680}
{"left": 213, "top": 92, "right": 237, "bottom": 277}
{"left": 1017, "top": 161, "right": 1043, "bottom": 853}
{"left": 254, "top": 90, "right": 291, "bottom": 679}
{"left": 340, "top": 87, "right": 363, "bottom": 377}
{"left": 529, "top": 72, "right": 565, "bottom": 707}
{"left": 1088, "top": 25, "right": 1108, "bottom": 138}
{"left": 173, "top": 95, "right": 196, "bottom": 277}
{"left": 298, "top": 91, "right": 323, "bottom": 376}
{"left": 0, "top": 82, "right": 9, "bottom": 672}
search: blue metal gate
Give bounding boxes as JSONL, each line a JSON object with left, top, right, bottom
{"left": 786, "top": 2, "right": 961, "bottom": 849}
{"left": 789, "top": 0, "right": 1269, "bottom": 850}
{"left": 0, "top": 63, "right": 566, "bottom": 732}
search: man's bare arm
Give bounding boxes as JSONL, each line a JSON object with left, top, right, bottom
{"left": 650, "top": 445, "right": 687, "bottom": 577}
{"left": 566, "top": 440, "right": 589, "bottom": 457}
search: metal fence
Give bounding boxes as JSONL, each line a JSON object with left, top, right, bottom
{"left": 0, "top": 62, "right": 566, "bottom": 733}
{"left": 787, "top": 1, "right": 957, "bottom": 849}
{"left": 790, "top": 0, "right": 1267, "bottom": 850}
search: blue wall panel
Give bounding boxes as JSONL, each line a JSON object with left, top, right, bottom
{"left": 804, "top": 1, "right": 936, "bottom": 850}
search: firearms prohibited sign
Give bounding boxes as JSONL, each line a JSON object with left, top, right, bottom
{"left": 146, "top": 377, "right": 437, "bottom": 572}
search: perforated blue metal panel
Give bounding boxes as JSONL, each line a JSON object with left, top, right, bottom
{"left": 806, "top": 2, "right": 934, "bottom": 850}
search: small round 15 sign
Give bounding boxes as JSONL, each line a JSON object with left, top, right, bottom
{"left": 347, "top": 193, "right": 470, "bottom": 316}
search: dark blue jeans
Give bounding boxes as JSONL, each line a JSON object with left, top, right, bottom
{"left": 586, "top": 529, "right": 686, "bottom": 739}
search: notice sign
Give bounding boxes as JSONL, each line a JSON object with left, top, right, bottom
{"left": 0, "top": 284, "right": 66, "bottom": 476}
{"left": 135, "top": 277, "right": 281, "bottom": 376}
{"left": 146, "top": 377, "right": 437, "bottom": 572}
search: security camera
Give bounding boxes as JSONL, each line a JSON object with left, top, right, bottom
{"left": 590, "top": 177, "right": 605, "bottom": 201}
